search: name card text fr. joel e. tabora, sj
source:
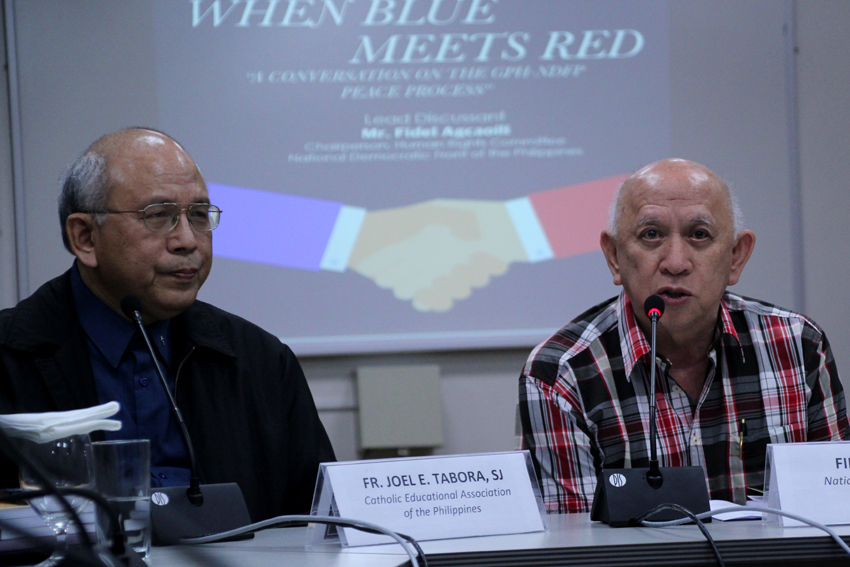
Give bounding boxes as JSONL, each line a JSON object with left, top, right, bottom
{"left": 309, "top": 451, "right": 546, "bottom": 546}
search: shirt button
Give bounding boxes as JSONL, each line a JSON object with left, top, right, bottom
{"left": 140, "top": 377, "right": 149, "bottom": 387}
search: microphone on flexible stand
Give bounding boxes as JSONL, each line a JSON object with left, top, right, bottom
{"left": 119, "top": 295, "right": 252, "bottom": 545}
{"left": 590, "top": 294, "right": 711, "bottom": 526}
{"left": 120, "top": 295, "right": 203, "bottom": 506}
{"left": 644, "top": 294, "right": 665, "bottom": 490}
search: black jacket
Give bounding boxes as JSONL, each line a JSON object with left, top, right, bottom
{"left": 0, "top": 270, "right": 335, "bottom": 521}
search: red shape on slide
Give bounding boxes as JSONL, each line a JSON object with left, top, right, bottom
{"left": 529, "top": 174, "right": 630, "bottom": 259}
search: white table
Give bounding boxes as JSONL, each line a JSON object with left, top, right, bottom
{"left": 151, "top": 513, "right": 850, "bottom": 566}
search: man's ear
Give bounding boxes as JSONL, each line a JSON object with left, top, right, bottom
{"left": 727, "top": 230, "right": 755, "bottom": 286}
{"left": 65, "top": 213, "right": 99, "bottom": 268}
{"left": 600, "top": 231, "right": 622, "bottom": 286}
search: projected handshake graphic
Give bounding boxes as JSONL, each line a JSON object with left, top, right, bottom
{"left": 348, "top": 199, "right": 530, "bottom": 312}
{"left": 211, "top": 175, "right": 626, "bottom": 312}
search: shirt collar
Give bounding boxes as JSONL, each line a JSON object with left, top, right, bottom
{"left": 617, "top": 291, "right": 741, "bottom": 381}
{"left": 70, "top": 262, "right": 171, "bottom": 368}
{"left": 617, "top": 292, "right": 649, "bottom": 380}
{"left": 717, "top": 294, "right": 740, "bottom": 343}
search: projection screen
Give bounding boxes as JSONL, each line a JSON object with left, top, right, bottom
{"left": 7, "top": 0, "right": 799, "bottom": 354}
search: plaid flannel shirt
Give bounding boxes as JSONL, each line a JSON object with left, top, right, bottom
{"left": 519, "top": 291, "right": 850, "bottom": 513}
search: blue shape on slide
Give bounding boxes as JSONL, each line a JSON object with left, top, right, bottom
{"left": 208, "top": 183, "right": 341, "bottom": 271}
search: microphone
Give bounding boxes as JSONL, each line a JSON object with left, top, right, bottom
{"left": 119, "top": 295, "right": 252, "bottom": 545}
{"left": 590, "top": 294, "right": 710, "bottom": 526}
{"left": 120, "top": 295, "right": 204, "bottom": 506}
{"left": 644, "top": 294, "right": 665, "bottom": 320}
{"left": 643, "top": 295, "right": 664, "bottom": 490}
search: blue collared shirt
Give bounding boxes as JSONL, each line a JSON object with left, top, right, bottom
{"left": 70, "top": 263, "right": 191, "bottom": 487}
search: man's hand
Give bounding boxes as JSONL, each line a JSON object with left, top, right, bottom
{"left": 348, "top": 199, "right": 527, "bottom": 312}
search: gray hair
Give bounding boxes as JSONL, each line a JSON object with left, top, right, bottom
{"left": 58, "top": 150, "right": 109, "bottom": 253}
{"left": 607, "top": 171, "right": 745, "bottom": 239}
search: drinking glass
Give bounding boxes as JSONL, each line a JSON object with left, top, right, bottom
{"left": 92, "top": 440, "right": 151, "bottom": 563}
{"left": 18, "top": 433, "right": 94, "bottom": 567}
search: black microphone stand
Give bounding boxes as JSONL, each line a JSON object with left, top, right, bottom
{"left": 646, "top": 309, "right": 662, "bottom": 489}
{"left": 590, "top": 295, "right": 711, "bottom": 526}
{"left": 126, "top": 308, "right": 203, "bottom": 507}
{"left": 119, "top": 295, "right": 252, "bottom": 546}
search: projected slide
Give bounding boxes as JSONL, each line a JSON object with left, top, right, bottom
{"left": 149, "top": 0, "right": 671, "bottom": 352}
{"left": 210, "top": 175, "right": 626, "bottom": 312}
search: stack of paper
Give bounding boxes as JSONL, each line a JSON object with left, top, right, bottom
{"left": 709, "top": 498, "right": 763, "bottom": 521}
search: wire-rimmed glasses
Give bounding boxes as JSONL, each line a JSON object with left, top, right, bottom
{"left": 97, "top": 203, "right": 221, "bottom": 232}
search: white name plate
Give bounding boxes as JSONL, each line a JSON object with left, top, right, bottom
{"left": 309, "top": 451, "right": 546, "bottom": 546}
{"left": 765, "top": 441, "right": 850, "bottom": 527}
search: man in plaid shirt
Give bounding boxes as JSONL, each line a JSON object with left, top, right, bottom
{"left": 519, "top": 158, "right": 850, "bottom": 513}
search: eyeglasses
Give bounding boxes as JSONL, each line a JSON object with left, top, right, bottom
{"left": 97, "top": 203, "right": 222, "bottom": 232}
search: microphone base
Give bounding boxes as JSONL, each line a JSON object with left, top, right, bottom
{"left": 150, "top": 483, "right": 253, "bottom": 546}
{"left": 590, "top": 466, "right": 711, "bottom": 527}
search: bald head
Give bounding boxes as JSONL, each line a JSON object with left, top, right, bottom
{"left": 88, "top": 128, "right": 173, "bottom": 156}
{"left": 89, "top": 128, "right": 191, "bottom": 168}
{"left": 599, "top": 157, "right": 756, "bottom": 350}
{"left": 608, "top": 159, "right": 742, "bottom": 240}
{"left": 58, "top": 128, "right": 199, "bottom": 252}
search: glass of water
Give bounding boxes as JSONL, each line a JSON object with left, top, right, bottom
{"left": 92, "top": 440, "right": 151, "bottom": 563}
{"left": 18, "top": 433, "right": 94, "bottom": 567}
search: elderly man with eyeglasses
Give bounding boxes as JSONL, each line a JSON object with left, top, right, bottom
{"left": 0, "top": 128, "right": 335, "bottom": 521}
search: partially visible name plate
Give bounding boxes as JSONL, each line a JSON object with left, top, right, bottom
{"left": 765, "top": 441, "right": 850, "bottom": 527}
{"left": 309, "top": 451, "right": 546, "bottom": 546}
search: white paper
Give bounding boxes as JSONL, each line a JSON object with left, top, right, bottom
{"left": 0, "top": 402, "right": 121, "bottom": 443}
{"left": 709, "top": 500, "right": 762, "bottom": 521}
